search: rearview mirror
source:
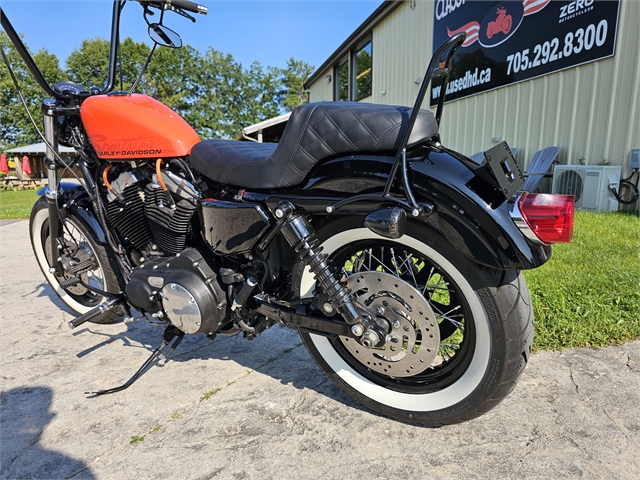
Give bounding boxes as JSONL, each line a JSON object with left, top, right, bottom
{"left": 148, "top": 24, "right": 182, "bottom": 48}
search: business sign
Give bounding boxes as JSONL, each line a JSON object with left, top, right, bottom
{"left": 430, "top": 0, "right": 620, "bottom": 105}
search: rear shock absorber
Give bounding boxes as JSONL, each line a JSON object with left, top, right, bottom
{"left": 276, "top": 202, "right": 383, "bottom": 347}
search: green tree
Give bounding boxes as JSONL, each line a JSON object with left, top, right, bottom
{"left": 233, "top": 62, "right": 281, "bottom": 132}
{"left": 3, "top": 30, "right": 317, "bottom": 147}
{"left": 278, "top": 57, "right": 314, "bottom": 111}
{"left": 65, "top": 37, "right": 151, "bottom": 91}
{"left": 1, "top": 32, "right": 63, "bottom": 151}
{"left": 144, "top": 44, "right": 205, "bottom": 123}
{"left": 189, "top": 49, "right": 282, "bottom": 139}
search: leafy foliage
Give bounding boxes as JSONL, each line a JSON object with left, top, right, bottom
{"left": 1, "top": 32, "right": 63, "bottom": 151}
{"left": 66, "top": 37, "right": 151, "bottom": 91}
{"left": 278, "top": 57, "right": 315, "bottom": 112}
{"left": 2, "top": 31, "right": 314, "bottom": 148}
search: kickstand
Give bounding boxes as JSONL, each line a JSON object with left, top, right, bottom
{"left": 85, "top": 326, "right": 185, "bottom": 397}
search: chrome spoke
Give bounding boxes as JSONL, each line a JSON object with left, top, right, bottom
{"left": 439, "top": 315, "right": 464, "bottom": 330}
{"left": 438, "top": 346, "right": 453, "bottom": 362}
{"left": 440, "top": 304, "right": 462, "bottom": 319}
{"left": 390, "top": 248, "right": 401, "bottom": 277}
{"left": 352, "top": 250, "right": 369, "bottom": 273}
{"left": 401, "top": 251, "right": 420, "bottom": 290}
{"left": 365, "top": 250, "right": 396, "bottom": 276}
{"left": 422, "top": 266, "right": 436, "bottom": 296}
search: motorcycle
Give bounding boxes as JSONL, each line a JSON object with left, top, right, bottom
{"left": 486, "top": 7, "right": 513, "bottom": 39}
{"left": 1, "top": 0, "right": 574, "bottom": 426}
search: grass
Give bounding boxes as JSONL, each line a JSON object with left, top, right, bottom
{"left": 523, "top": 211, "right": 639, "bottom": 351}
{"left": 0, "top": 189, "right": 39, "bottom": 219}
{"left": 199, "top": 387, "right": 221, "bottom": 402}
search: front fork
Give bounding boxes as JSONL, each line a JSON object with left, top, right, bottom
{"left": 42, "top": 99, "right": 64, "bottom": 276}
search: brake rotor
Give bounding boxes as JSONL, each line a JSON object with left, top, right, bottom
{"left": 341, "top": 271, "right": 440, "bottom": 377}
{"left": 45, "top": 234, "right": 90, "bottom": 295}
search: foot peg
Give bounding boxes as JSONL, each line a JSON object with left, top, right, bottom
{"left": 68, "top": 295, "right": 124, "bottom": 329}
{"left": 85, "top": 326, "right": 184, "bottom": 397}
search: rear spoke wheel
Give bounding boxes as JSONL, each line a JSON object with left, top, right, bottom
{"left": 293, "top": 218, "right": 534, "bottom": 426}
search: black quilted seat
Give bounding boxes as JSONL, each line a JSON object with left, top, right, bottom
{"left": 189, "top": 102, "right": 439, "bottom": 189}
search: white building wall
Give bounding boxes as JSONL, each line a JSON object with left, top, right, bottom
{"left": 309, "top": 66, "right": 334, "bottom": 103}
{"left": 308, "top": 0, "right": 639, "bottom": 175}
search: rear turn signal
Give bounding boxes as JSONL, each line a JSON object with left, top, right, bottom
{"left": 514, "top": 193, "right": 575, "bottom": 244}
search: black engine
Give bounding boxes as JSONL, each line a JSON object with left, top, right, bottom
{"left": 125, "top": 248, "right": 230, "bottom": 334}
{"left": 104, "top": 167, "right": 198, "bottom": 259}
{"left": 103, "top": 164, "right": 273, "bottom": 337}
{"left": 103, "top": 165, "right": 232, "bottom": 334}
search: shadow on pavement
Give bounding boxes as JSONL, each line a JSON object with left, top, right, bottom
{"left": 0, "top": 387, "right": 95, "bottom": 479}
{"left": 32, "top": 281, "right": 359, "bottom": 412}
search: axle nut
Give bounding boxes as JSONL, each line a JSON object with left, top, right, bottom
{"left": 351, "top": 324, "right": 364, "bottom": 336}
{"left": 361, "top": 330, "right": 380, "bottom": 348}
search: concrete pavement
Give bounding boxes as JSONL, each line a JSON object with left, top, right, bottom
{"left": 1, "top": 219, "right": 639, "bottom": 479}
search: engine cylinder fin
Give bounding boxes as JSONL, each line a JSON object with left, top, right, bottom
{"left": 144, "top": 185, "right": 197, "bottom": 256}
{"left": 105, "top": 184, "right": 155, "bottom": 252}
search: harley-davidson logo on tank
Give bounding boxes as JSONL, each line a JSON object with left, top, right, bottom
{"left": 430, "top": 0, "right": 620, "bottom": 105}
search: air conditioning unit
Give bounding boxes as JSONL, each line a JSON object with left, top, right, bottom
{"left": 552, "top": 165, "right": 621, "bottom": 212}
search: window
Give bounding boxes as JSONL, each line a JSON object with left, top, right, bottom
{"left": 355, "top": 41, "right": 372, "bottom": 100}
{"left": 334, "top": 37, "right": 372, "bottom": 101}
{"left": 336, "top": 57, "right": 350, "bottom": 102}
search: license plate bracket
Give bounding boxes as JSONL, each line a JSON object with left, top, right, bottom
{"left": 483, "top": 141, "right": 524, "bottom": 198}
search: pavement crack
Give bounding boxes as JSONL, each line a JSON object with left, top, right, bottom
{"left": 65, "top": 466, "right": 90, "bottom": 479}
{"left": 567, "top": 359, "right": 580, "bottom": 394}
{"left": 253, "top": 341, "right": 304, "bottom": 372}
{"left": 172, "top": 335, "right": 233, "bottom": 360}
{"left": 625, "top": 353, "right": 637, "bottom": 372}
{"left": 4, "top": 430, "right": 42, "bottom": 476}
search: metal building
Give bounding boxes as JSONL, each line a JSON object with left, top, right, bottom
{"left": 305, "top": 0, "right": 639, "bottom": 183}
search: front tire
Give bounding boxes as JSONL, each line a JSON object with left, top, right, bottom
{"left": 292, "top": 217, "right": 533, "bottom": 426}
{"left": 29, "top": 197, "right": 123, "bottom": 323}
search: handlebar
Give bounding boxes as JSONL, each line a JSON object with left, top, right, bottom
{"left": 138, "top": 0, "right": 207, "bottom": 15}
{"left": 169, "top": 0, "right": 208, "bottom": 15}
{"left": 1, "top": 8, "right": 69, "bottom": 101}
{"left": 1, "top": 0, "right": 207, "bottom": 103}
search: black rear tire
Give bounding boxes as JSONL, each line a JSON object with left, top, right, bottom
{"left": 29, "top": 197, "right": 123, "bottom": 323}
{"left": 292, "top": 217, "right": 533, "bottom": 426}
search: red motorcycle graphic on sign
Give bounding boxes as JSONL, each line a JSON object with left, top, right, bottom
{"left": 486, "top": 7, "right": 512, "bottom": 38}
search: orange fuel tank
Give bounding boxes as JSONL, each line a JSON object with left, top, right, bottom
{"left": 80, "top": 93, "right": 201, "bottom": 160}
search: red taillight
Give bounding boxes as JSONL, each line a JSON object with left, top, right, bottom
{"left": 518, "top": 193, "right": 575, "bottom": 244}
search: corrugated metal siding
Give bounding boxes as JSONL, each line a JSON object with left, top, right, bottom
{"left": 369, "top": 0, "right": 435, "bottom": 106}
{"left": 307, "top": 0, "right": 639, "bottom": 176}
{"left": 440, "top": 0, "right": 639, "bottom": 176}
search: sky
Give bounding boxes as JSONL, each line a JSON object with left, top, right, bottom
{"left": 1, "top": 0, "right": 382, "bottom": 73}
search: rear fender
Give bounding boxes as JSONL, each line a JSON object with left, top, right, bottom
{"left": 36, "top": 182, "right": 107, "bottom": 245}
{"left": 301, "top": 153, "right": 551, "bottom": 270}
{"left": 409, "top": 150, "right": 551, "bottom": 269}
